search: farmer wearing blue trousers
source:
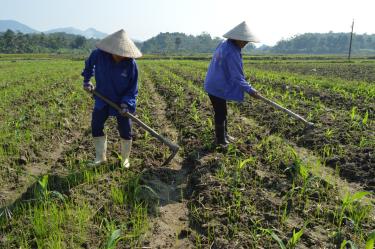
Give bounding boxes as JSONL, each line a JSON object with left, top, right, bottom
{"left": 81, "top": 29, "right": 142, "bottom": 168}
{"left": 205, "top": 21, "right": 260, "bottom": 145}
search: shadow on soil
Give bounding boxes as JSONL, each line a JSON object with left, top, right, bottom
{"left": 0, "top": 160, "right": 123, "bottom": 219}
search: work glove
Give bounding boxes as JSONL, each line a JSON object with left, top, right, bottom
{"left": 120, "top": 103, "right": 129, "bottom": 115}
{"left": 83, "top": 81, "right": 94, "bottom": 92}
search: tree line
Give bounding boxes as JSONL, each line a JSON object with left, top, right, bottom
{"left": 138, "top": 32, "right": 255, "bottom": 54}
{"left": 0, "top": 29, "right": 96, "bottom": 53}
{"left": 271, "top": 32, "right": 375, "bottom": 54}
{"left": 1, "top": 29, "right": 374, "bottom": 55}
{"left": 0, "top": 29, "right": 255, "bottom": 54}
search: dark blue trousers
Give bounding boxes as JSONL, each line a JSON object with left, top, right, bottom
{"left": 208, "top": 94, "right": 227, "bottom": 125}
{"left": 91, "top": 106, "right": 132, "bottom": 140}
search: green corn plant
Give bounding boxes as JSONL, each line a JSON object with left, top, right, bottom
{"left": 37, "top": 175, "right": 49, "bottom": 198}
{"left": 359, "top": 136, "right": 369, "bottom": 148}
{"left": 362, "top": 110, "right": 369, "bottom": 126}
{"left": 287, "top": 228, "right": 304, "bottom": 248}
{"left": 36, "top": 175, "right": 65, "bottom": 202}
{"left": 366, "top": 231, "right": 375, "bottom": 249}
{"left": 122, "top": 173, "right": 158, "bottom": 209}
{"left": 263, "top": 228, "right": 304, "bottom": 249}
{"left": 347, "top": 203, "right": 372, "bottom": 232}
{"left": 325, "top": 128, "right": 334, "bottom": 139}
{"left": 194, "top": 232, "right": 203, "bottom": 249}
{"left": 295, "top": 159, "right": 308, "bottom": 181}
{"left": 262, "top": 229, "right": 286, "bottom": 249}
{"left": 143, "top": 130, "right": 151, "bottom": 142}
{"left": 190, "top": 100, "right": 200, "bottom": 123}
{"left": 111, "top": 187, "right": 125, "bottom": 205}
{"left": 127, "top": 202, "right": 149, "bottom": 241}
{"left": 105, "top": 229, "right": 123, "bottom": 249}
{"left": 337, "top": 191, "right": 371, "bottom": 230}
{"left": 322, "top": 144, "right": 334, "bottom": 158}
{"left": 284, "top": 150, "right": 308, "bottom": 184}
{"left": 237, "top": 157, "right": 256, "bottom": 171}
{"left": 350, "top": 107, "right": 356, "bottom": 120}
{"left": 84, "top": 170, "right": 95, "bottom": 184}
{"left": 340, "top": 240, "right": 357, "bottom": 249}
{"left": 206, "top": 118, "right": 213, "bottom": 129}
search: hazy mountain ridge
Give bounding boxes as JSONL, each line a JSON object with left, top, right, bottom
{"left": 0, "top": 20, "right": 38, "bottom": 33}
{"left": 45, "top": 27, "right": 107, "bottom": 38}
{"left": 0, "top": 20, "right": 107, "bottom": 39}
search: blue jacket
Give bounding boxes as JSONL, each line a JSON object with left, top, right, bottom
{"left": 81, "top": 49, "right": 138, "bottom": 115}
{"left": 204, "top": 40, "right": 254, "bottom": 101}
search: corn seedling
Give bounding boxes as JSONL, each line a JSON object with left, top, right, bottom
{"left": 105, "top": 229, "right": 123, "bottom": 249}
{"left": 362, "top": 110, "right": 369, "bottom": 126}
{"left": 111, "top": 187, "right": 125, "bottom": 205}
{"left": 340, "top": 240, "right": 357, "bottom": 249}
{"left": 287, "top": 228, "right": 304, "bottom": 248}
{"left": 336, "top": 191, "right": 371, "bottom": 230}
{"left": 325, "top": 128, "right": 334, "bottom": 139}
{"left": 366, "top": 231, "right": 375, "bottom": 249}
{"left": 36, "top": 175, "right": 64, "bottom": 202}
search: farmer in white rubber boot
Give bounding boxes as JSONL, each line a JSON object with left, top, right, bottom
{"left": 81, "top": 29, "right": 142, "bottom": 168}
{"left": 205, "top": 21, "right": 260, "bottom": 146}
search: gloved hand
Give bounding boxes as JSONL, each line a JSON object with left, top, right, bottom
{"left": 120, "top": 103, "right": 129, "bottom": 115}
{"left": 83, "top": 81, "right": 94, "bottom": 92}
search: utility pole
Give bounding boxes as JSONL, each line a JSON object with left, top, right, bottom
{"left": 348, "top": 19, "right": 354, "bottom": 61}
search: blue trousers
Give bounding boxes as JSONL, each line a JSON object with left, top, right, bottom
{"left": 91, "top": 106, "right": 132, "bottom": 140}
{"left": 208, "top": 94, "right": 227, "bottom": 125}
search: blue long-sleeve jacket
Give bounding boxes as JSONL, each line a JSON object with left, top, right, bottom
{"left": 81, "top": 49, "right": 138, "bottom": 115}
{"left": 204, "top": 40, "right": 254, "bottom": 101}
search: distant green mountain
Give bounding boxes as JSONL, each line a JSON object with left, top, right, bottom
{"left": 0, "top": 20, "right": 38, "bottom": 33}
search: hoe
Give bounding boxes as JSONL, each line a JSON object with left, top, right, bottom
{"left": 92, "top": 90, "right": 179, "bottom": 166}
{"left": 255, "top": 94, "right": 315, "bottom": 129}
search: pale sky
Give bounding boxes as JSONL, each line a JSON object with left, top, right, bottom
{"left": 1, "top": 0, "right": 374, "bottom": 45}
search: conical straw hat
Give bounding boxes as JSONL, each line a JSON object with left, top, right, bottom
{"left": 96, "top": 29, "right": 142, "bottom": 58}
{"left": 223, "top": 21, "right": 259, "bottom": 43}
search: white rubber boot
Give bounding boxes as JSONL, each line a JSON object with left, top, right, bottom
{"left": 120, "top": 139, "right": 132, "bottom": 168}
{"left": 89, "top": 136, "right": 107, "bottom": 166}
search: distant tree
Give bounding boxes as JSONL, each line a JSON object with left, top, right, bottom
{"left": 175, "top": 37, "right": 181, "bottom": 51}
{"left": 141, "top": 32, "right": 223, "bottom": 54}
{"left": 72, "top": 35, "right": 86, "bottom": 49}
{"left": 2, "top": 29, "right": 16, "bottom": 53}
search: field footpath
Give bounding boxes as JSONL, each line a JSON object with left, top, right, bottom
{"left": 140, "top": 70, "right": 195, "bottom": 248}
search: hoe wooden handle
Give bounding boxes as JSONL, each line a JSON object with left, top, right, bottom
{"left": 91, "top": 90, "right": 180, "bottom": 165}
{"left": 256, "top": 94, "right": 314, "bottom": 127}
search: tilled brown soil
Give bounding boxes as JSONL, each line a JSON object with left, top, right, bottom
{"left": 148, "top": 64, "right": 350, "bottom": 248}
{"left": 1, "top": 59, "right": 374, "bottom": 249}
{"left": 165, "top": 63, "right": 375, "bottom": 192}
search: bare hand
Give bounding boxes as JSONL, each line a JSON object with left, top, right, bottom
{"left": 248, "top": 89, "right": 260, "bottom": 99}
{"left": 83, "top": 81, "right": 94, "bottom": 92}
{"left": 120, "top": 103, "right": 129, "bottom": 115}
